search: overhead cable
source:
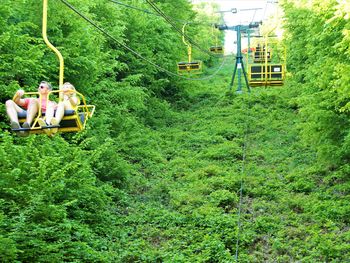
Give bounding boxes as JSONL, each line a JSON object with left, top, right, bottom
{"left": 263, "top": 0, "right": 269, "bottom": 20}
{"left": 59, "top": 0, "right": 229, "bottom": 81}
{"left": 145, "top": 0, "right": 221, "bottom": 58}
{"left": 110, "top": 0, "right": 214, "bottom": 26}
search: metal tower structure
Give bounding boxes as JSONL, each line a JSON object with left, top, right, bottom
{"left": 218, "top": 22, "right": 260, "bottom": 93}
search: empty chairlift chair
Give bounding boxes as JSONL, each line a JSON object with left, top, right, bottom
{"left": 177, "top": 61, "right": 202, "bottom": 74}
{"left": 248, "top": 37, "right": 286, "bottom": 87}
{"left": 253, "top": 44, "right": 271, "bottom": 63}
{"left": 177, "top": 23, "right": 203, "bottom": 75}
{"left": 209, "top": 25, "right": 224, "bottom": 54}
{"left": 249, "top": 64, "right": 284, "bottom": 87}
{"left": 210, "top": 45, "right": 224, "bottom": 54}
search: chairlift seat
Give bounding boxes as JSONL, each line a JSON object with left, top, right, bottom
{"left": 14, "top": 90, "right": 95, "bottom": 135}
{"left": 253, "top": 51, "right": 271, "bottom": 63}
{"left": 177, "top": 61, "right": 202, "bottom": 74}
{"left": 210, "top": 46, "right": 224, "bottom": 54}
{"left": 249, "top": 64, "right": 284, "bottom": 87}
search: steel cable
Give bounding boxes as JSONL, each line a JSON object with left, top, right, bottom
{"left": 145, "top": 0, "right": 222, "bottom": 58}
{"left": 60, "top": 0, "right": 230, "bottom": 81}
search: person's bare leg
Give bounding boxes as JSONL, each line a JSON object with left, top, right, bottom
{"left": 54, "top": 102, "right": 65, "bottom": 124}
{"left": 45, "top": 104, "right": 55, "bottom": 125}
{"left": 26, "top": 100, "right": 39, "bottom": 125}
{"left": 49, "top": 102, "right": 65, "bottom": 135}
{"left": 5, "top": 100, "right": 22, "bottom": 124}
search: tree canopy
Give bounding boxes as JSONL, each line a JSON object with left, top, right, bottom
{"left": 1, "top": 0, "right": 350, "bottom": 262}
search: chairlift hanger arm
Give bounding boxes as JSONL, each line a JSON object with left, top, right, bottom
{"left": 182, "top": 23, "right": 190, "bottom": 47}
{"left": 43, "top": 0, "right": 64, "bottom": 87}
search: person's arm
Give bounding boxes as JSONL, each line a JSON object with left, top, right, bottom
{"left": 13, "top": 90, "right": 27, "bottom": 107}
{"left": 68, "top": 95, "right": 79, "bottom": 107}
{"left": 63, "top": 91, "right": 79, "bottom": 107}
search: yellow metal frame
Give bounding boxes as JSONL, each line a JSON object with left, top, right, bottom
{"left": 253, "top": 47, "right": 271, "bottom": 63}
{"left": 177, "top": 61, "right": 202, "bottom": 74}
{"left": 182, "top": 23, "right": 192, "bottom": 63}
{"left": 248, "top": 64, "right": 285, "bottom": 87}
{"left": 210, "top": 46, "right": 224, "bottom": 54}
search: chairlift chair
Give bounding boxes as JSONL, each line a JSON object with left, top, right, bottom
{"left": 253, "top": 44, "right": 271, "bottom": 63}
{"left": 209, "top": 24, "right": 224, "bottom": 54}
{"left": 247, "top": 36, "right": 286, "bottom": 87}
{"left": 249, "top": 64, "right": 284, "bottom": 87}
{"left": 177, "top": 61, "right": 202, "bottom": 74}
{"left": 209, "top": 46, "right": 224, "bottom": 54}
{"left": 9, "top": 0, "right": 95, "bottom": 136}
{"left": 177, "top": 23, "right": 203, "bottom": 75}
{"left": 14, "top": 90, "right": 95, "bottom": 135}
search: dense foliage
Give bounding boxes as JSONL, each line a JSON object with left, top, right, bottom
{"left": 283, "top": 0, "right": 350, "bottom": 167}
{"left": 1, "top": 0, "right": 350, "bottom": 262}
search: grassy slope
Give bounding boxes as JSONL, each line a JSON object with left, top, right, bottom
{"left": 114, "top": 59, "right": 350, "bottom": 262}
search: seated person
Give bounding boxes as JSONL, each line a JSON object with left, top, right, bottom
{"left": 5, "top": 81, "right": 56, "bottom": 136}
{"left": 39, "top": 82, "right": 79, "bottom": 135}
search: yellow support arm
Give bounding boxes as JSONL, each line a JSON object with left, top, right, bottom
{"left": 42, "top": 0, "right": 64, "bottom": 87}
{"left": 182, "top": 23, "right": 192, "bottom": 63}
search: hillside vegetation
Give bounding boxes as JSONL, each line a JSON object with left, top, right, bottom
{"left": 1, "top": 0, "right": 350, "bottom": 262}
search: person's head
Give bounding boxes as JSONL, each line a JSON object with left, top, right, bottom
{"left": 62, "top": 82, "right": 76, "bottom": 93}
{"left": 38, "top": 81, "right": 52, "bottom": 95}
{"left": 62, "top": 82, "right": 75, "bottom": 90}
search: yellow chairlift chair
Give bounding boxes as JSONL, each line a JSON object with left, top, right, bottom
{"left": 10, "top": 0, "right": 95, "bottom": 136}
{"left": 209, "top": 25, "right": 224, "bottom": 54}
{"left": 248, "top": 36, "right": 286, "bottom": 87}
{"left": 177, "top": 23, "right": 203, "bottom": 75}
{"left": 13, "top": 90, "right": 95, "bottom": 135}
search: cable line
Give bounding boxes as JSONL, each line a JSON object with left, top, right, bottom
{"left": 111, "top": 0, "right": 158, "bottom": 16}
{"left": 146, "top": 0, "right": 217, "bottom": 57}
{"left": 262, "top": 0, "right": 269, "bottom": 20}
{"left": 110, "top": 0, "right": 214, "bottom": 26}
{"left": 251, "top": 9, "right": 258, "bottom": 24}
{"left": 235, "top": 135, "right": 247, "bottom": 261}
{"left": 234, "top": 95, "right": 251, "bottom": 261}
{"left": 145, "top": 0, "right": 221, "bottom": 58}
{"left": 59, "top": 0, "right": 229, "bottom": 81}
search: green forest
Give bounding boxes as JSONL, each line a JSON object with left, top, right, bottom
{"left": 1, "top": 0, "right": 350, "bottom": 262}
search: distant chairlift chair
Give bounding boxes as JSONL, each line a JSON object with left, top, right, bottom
{"left": 210, "top": 46, "right": 224, "bottom": 54}
{"left": 209, "top": 25, "right": 224, "bottom": 54}
{"left": 248, "top": 38, "right": 286, "bottom": 87}
{"left": 177, "top": 23, "right": 203, "bottom": 75}
{"left": 249, "top": 64, "right": 284, "bottom": 87}
{"left": 253, "top": 44, "right": 271, "bottom": 63}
